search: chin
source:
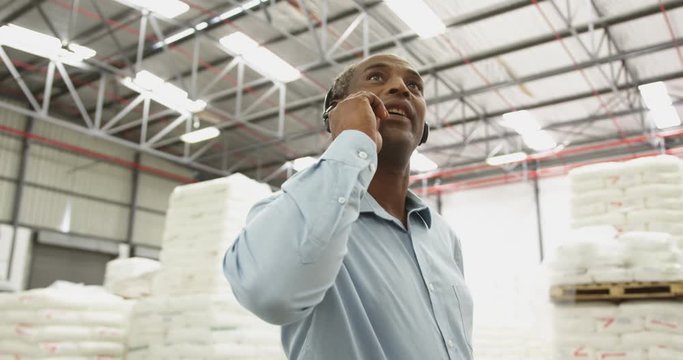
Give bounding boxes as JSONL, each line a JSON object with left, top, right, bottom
{"left": 378, "top": 130, "right": 418, "bottom": 157}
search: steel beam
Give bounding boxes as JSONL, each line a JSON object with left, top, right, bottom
{"left": 0, "top": 99, "right": 228, "bottom": 177}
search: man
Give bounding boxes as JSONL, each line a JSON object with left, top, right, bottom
{"left": 223, "top": 54, "right": 473, "bottom": 359}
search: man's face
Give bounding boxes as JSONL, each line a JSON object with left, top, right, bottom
{"left": 346, "top": 54, "right": 427, "bottom": 150}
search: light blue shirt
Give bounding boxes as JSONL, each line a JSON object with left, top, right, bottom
{"left": 223, "top": 130, "right": 473, "bottom": 360}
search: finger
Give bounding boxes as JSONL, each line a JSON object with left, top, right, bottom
{"left": 361, "top": 91, "right": 389, "bottom": 120}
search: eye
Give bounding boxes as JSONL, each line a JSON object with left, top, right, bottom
{"left": 368, "top": 73, "right": 384, "bottom": 81}
{"left": 407, "top": 81, "right": 423, "bottom": 93}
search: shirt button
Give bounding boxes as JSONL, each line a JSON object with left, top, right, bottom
{"left": 447, "top": 339, "right": 454, "bottom": 348}
{"left": 358, "top": 151, "right": 368, "bottom": 159}
{"left": 337, "top": 197, "right": 346, "bottom": 204}
{"left": 428, "top": 283, "right": 435, "bottom": 292}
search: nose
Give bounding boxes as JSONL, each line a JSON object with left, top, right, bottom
{"left": 386, "top": 77, "right": 410, "bottom": 98}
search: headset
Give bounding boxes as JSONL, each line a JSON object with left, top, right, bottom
{"left": 322, "top": 88, "right": 429, "bottom": 145}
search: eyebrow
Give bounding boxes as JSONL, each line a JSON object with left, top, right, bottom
{"left": 362, "top": 63, "right": 423, "bottom": 82}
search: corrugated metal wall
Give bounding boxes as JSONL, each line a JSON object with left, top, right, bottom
{"left": 0, "top": 106, "right": 24, "bottom": 222}
{"left": 0, "top": 105, "right": 195, "bottom": 248}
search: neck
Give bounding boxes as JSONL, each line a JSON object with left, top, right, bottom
{"left": 367, "top": 156, "right": 411, "bottom": 225}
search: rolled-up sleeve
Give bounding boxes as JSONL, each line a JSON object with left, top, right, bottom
{"left": 223, "top": 130, "right": 377, "bottom": 325}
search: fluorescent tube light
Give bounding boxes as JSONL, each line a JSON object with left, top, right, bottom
{"left": 410, "top": 150, "right": 438, "bottom": 172}
{"left": 220, "top": 32, "right": 301, "bottom": 83}
{"left": 115, "top": 0, "right": 189, "bottom": 18}
{"left": 500, "top": 110, "right": 541, "bottom": 134}
{"left": 164, "top": 28, "right": 196, "bottom": 46}
{"left": 486, "top": 152, "right": 528, "bottom": 166}
{"left": 218, "top": 0, "right": 263, "bottom": 19}
{"left": 292, "top": 156, "right": 318, "bottom": 172}
{"left": 522, "top": 130, "right": 557, "bottom": 151}
{"left": 194, "top": 22, "right": 208, "bottom": 31}
{"left": 122, "top": 70, "right": 206, "bottom": 113}
{"left": 180, "top": 127, "right": 220, "bottom": 143}
{"left": 638, "top": 82, "right": 672, "bottom": 110}
{"left": 0, "top": 24, "right": 96, "bottom": 66}
{"left": 649, "top": 106, "right": 682, "bottom": 129}
{"left": 384, "top": 0, "right": 446, "bottom": 38}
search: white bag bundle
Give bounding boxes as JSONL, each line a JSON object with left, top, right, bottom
{"left": 626, "top": 184, "right": 683, "bottom": 199}
{"left": 554, "top": 333, "right": 620, "bottom": 348}
{"left": 570, "top": 162, "right": 623, "bottom": 185}
{"left": 594, "top": 316, "right": 644, "bottom": 334}
{"left": 618, "top": 232, "right": 674, "bottom": 252}
{"left": 595, "top": 348, "right": 646, "bottom": 360}
{"left": 555, "top": 302, "right": 619, "bottom": 319}
{"left": 0, "top": 282, "right": 130, "bottom": 359}
{"left": 626, "top": 155, "right": 682, "bottom": 174}
{"left": 621, "top": 331, "right": 683, "bottom": 351}
{"left": 631, "top": 265, "right": 683, "bottom": 282}
{"left": 572, "top": 212, "right": 627, "bottom": 230}
{"left": 554, "top": 346, "right": 596, "bottom": 360}
{"left": 588, "top": 267, "right": 633, "bottom": 283}
{"left": 104, "top": 257, "right": 160, "bottom": 299}
{"left": 573, "top": 189, "right": 624, "bottom": 206}
{"left": 644, "top": 314, "right": 683, "bottom": 334}
{"left": 620, "top": 301, "right": 683, "bottom": 318}
{"left": 648, "top": 346, "right": 683, "bottom": 360}
{"left": 552, "top": 316, "right": 596, "bottom": 334}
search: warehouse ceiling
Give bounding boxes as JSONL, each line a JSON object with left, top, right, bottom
{"left": 1, "top": 0, "right": 683, "bottom": 191}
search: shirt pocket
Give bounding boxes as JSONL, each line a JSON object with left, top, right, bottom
{"left": 452, "top": 284, "right": 474, "bottom": 348}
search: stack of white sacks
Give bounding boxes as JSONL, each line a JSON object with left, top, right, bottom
{"left": 104, "top": 257, "right": 160, "bottom": 299}
{"left": 570, "top": 155, "right": 683, "bottom": 248}
{"left": 555, "top": 154, "right": 683, "bottom": 285}
{"left": 0, "top": 281, "right": 131, "bottom": 359}
{"left": 547, "top": 226, "right": 683, "bottom": 285}
{"left": 553, "top": 301, "right": 683, "bottom": 360}
{"left": 127, "top": 173, "right": 286, "bottom": 360}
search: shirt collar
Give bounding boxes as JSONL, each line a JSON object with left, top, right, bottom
{"left": 360, "top": 190, "right": 432, "bottom": 229}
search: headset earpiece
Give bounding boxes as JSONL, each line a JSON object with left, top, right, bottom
{"left": 322, "top": 88, "right": 335, "bottom": 133}
{"left": 420, "top": 123, "right": 429, "bottom": 145}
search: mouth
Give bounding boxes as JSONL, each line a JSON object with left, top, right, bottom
{"left": 384, "top": 102, "right": 414, "bottom": 122}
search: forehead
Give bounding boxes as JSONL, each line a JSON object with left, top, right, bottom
{"left": 355, "top": 55, "right": 421, "bottom": 78}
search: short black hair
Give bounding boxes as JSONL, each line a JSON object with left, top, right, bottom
{"left": 329, "top": 64, "right": 357, "bottom": 104}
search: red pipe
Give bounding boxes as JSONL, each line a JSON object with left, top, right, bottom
{"left": 0, "top": 124, "right": 196, "bottom": 184}
{"left": 411, "top": 129, "right": 683, "bottom": 184}
{"left": 416, "top": 149, "right": 667, "bottom": 195}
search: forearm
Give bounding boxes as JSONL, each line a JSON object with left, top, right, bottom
{"left": 223, "top": 130, "right": 377, "bottom": 325}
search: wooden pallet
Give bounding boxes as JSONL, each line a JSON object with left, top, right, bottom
{"left": 550, "top": 281, "right": 683, "bottom": 302}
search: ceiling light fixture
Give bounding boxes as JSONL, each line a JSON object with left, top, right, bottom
{"left": 410, "top": 150, "right": 438, "bottom": 173}
{"left": 500, "top": 110, "right": 541, "bottom": 134}
{"left": 384, "top": 0, "right": 446, "bottom": 38}
{"left": 0, "top": 24, "right": 96, "bottom": 66}
{"left": 648, "top": 106, "right": 681, "bottom": 129}
{"left": 180, "top": 127, "right": 220, "bottom": 144}
{"left": 151, "top": 0, "right": 268, "bottom": 49}
{"left": 122, "top": 70, "right": 206, "bottom": 114}
{"left": 115, "top": 0, "right": 189, "bottom": 18}
{"left": 219, "top": 32, "right": 301, "bottom": 83}
{"left": 522, "top": 130, "right": 557, "bottom": 151}
{"left": 638, "top": 81, "right": 681, "bottom": 129}
{"left": 486, "top": 151, "right": 528, "bottom": 166}
{"left": 500, "top": 110, "right": 557, "bottom": 152}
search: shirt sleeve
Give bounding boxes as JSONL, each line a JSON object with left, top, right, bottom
{"left": 223, "top": 130, "right": 377, "bottom": 325}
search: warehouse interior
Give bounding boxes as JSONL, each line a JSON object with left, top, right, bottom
{"left": 1, "top": 0, "right": 683, "bottom": 359}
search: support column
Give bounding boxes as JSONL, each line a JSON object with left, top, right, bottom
{"left": 125, "top": 152, "right": 141, "bottom": 249}
{"left": 532, "top": 167, "right": 545, "bottom": 262}
{"left": 8, "top": 117, "right": 34, "bottom": 280}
